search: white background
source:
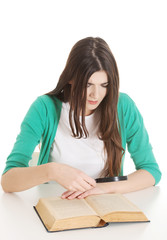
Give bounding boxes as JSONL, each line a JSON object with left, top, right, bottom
{"left": 0, "top": 0, "right": 166, "bottom": 183}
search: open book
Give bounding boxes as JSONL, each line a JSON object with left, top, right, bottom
{"left": 34, "top": 193, "right": 149, "bottom": 232}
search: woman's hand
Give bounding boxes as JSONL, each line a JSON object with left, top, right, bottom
{"left": 49, "top": 162, "right": 96, "bottom": 192}
{"left": 61, "top": 183, "right": 110, "bottom": 200}
{"left": 60, "top": 169, "right": 156, "bottom": 200}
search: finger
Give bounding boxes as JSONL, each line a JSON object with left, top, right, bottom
{"left": 67, "top": 191, "right": 83, "bottom": 200}
{"left": 79, "top": 179, "right": 95, "bottom": 191}
{"left": 71, "top": 176, "right": 96, "bottom": 192}
{"left": 75, "top": 179, "right": 92, "bottom": 192}
{"left": 77, "top": 189, "right": 93, "bottom": 199}
{"left": 61, "top": 191, "right": 74, "bottom": 199}
{"left": 72, "top": 182, "right": 87, "bottom": 192}
{"left": 65, "top": 181, "right": 86, "bottom": 192}
{"left": 65, "top": 183, "right": 84, "bottom": 192}
{"left": 64, "top": 181, "right": 90, "bottom": 192}
{"left": 77, "top": 183, "right": 105, "bottom": 199}
{"left": 83, "top": 175, "right": 96, "bottom": 188}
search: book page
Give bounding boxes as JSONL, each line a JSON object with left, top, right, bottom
{"left": 39, "top": 197, "right": 98, "bottom": 220}
{"left": 85, "top": 194, "right": 141, "bottom": 217}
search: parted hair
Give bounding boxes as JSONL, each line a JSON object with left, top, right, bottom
{"left": 46, "top": 37, "right": 125, "bottom": 177}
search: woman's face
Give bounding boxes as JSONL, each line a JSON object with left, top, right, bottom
{"left": 85, "top": 70, "right": 108, "bottom": 116}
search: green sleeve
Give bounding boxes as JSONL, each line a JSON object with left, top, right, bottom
{"left": 123, "top": 94, "right": 161, "bottom": 185}
{"left": 2, "top": 97, "right": 46, "bottom": 174}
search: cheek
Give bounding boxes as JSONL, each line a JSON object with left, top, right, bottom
{"left": 87, "top": 89, "right": 90, "bottom": 96}
{"left": 100, "top": 89, "right": 107, "bottom": 99}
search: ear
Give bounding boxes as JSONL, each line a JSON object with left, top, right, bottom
{"left": 69, "top": 80, "right": 72, "bottom": 84}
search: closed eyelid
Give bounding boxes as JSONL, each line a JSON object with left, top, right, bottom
{"left": 87, "top": 82, "right": 108, "bottom": 86}
{"left": 101, "top": 82, "right": 109, "bottom": 85}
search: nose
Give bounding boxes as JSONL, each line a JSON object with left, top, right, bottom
{"left": 90, "top": 85, "right": 98, "bottom": 99}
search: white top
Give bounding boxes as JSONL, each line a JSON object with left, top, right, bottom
{"left": 48, "top": 102, "right": 106, "bottom": 178}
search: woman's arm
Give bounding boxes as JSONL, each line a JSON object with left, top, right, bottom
{"left": 106, "top": 169, "right": 155, "bottom": 193}
{"left": 123, "top": 94, "right": 161, "bottom": 186}
{"left": 61, "top": 169, "right": 155, "bottom": 199}
{"left": 1, "top": 162, "right": 96, "bottom": 193}
{"left": 1, "top": 164, "right": 51, "bottom": 193}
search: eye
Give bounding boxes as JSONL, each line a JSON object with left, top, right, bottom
{"left": 87, "top": 83, "right": 92, "bottom": 88}
{"left": 101, "top": 82, "right": 109, "bottom": 88}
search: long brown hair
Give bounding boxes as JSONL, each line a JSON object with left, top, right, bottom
{"left": 46, "top": 37, "right": 125, "bottom": 177}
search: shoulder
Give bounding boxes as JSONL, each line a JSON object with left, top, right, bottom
{"left": 117, "top": 92, "right": 143, "bottom": 129}
{"left": 24, "top": 95, "right": 62, "bottom": 126}
{"left": 37, "top": 95, "right": 62, "bottom": 107}
{"left": 117, "top": 92, "right": 142, "bottom": 122}
{"left": 33, "top": 95, "right": 62, "bottom": 114}
{"left": 21, "top": 95, "right": 63, "bottom": 134}
{"left": 118, "top": 92, "right": 135, "bottom": 112}
{"left": 118, "top": 92, "right": 134, "bottom": 105}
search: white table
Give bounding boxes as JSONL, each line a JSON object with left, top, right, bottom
{"left": 0, "top": 178, "right": 167, "bottom": 240}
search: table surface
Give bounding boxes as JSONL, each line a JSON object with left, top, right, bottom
{"left": 0, "top": 177, "right": 167, "bottom": 240}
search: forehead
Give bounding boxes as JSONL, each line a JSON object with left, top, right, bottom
{"left": 88, "top": 70, "right": 108, "bottom": 84}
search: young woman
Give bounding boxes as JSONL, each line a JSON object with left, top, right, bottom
{"left": 1, "top": 37, "right": 161, "bottom": 199}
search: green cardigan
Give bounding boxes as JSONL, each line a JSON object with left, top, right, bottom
{"left": 3, "top": 93, "right": 161, "bottom": 185}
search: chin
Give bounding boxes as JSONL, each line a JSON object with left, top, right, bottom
{"left": 88, "top": 105, "right": 99, "bottom": 111}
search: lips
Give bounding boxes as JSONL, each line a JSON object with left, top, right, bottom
{"left": 88, "top": 100, "right": 98, "bottom": 105}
